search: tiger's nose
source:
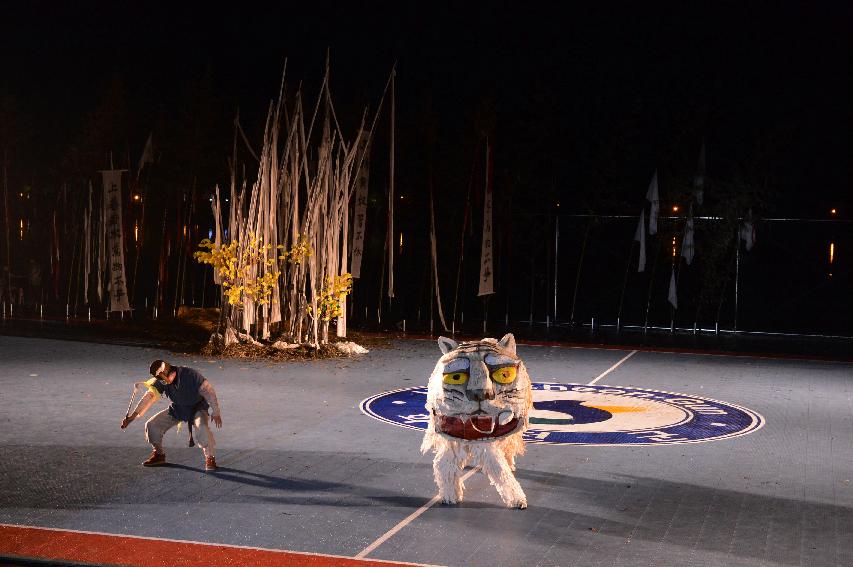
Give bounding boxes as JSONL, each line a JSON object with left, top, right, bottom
{"left": 466, "top": 388, "right": 494, "bottom": 401}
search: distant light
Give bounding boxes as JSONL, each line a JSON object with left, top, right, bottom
{"left": 19, "top": 192, "right": 23, "bottom": 198}
{"left": 134, "top": 222, "right": 139, "bottom": 242}
{"left": 400, "top": 195, "right": 404, "bottom": 200}
{"left": 399, "top": 232, "right": 403, "bottom": 248}
{"left": 672, "top": 205, "right": 679, "bottom": 213}
{"left": 831, "top": 208, "right": 837, "bottom": 215}
{"left": 133, "top": 194, "right": 141, "bottom": 201}
{"left": 830, "top": 242, "right": 835, "bottom": 264}
{"left": 672, "top": 236, "right": 676, "bottom": 258}
{"left": 20, "top": 219, "right": 24, "bottom": 240}
{"left": 556, "top": 202, "right": 560, "bottom": 208}
{"left": 208, "top": 229, "right": 213, "bottom": 240}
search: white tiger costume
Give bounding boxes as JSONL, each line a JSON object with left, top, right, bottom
{"left": 421, "top": 333, "right": 533, "bottom": 508}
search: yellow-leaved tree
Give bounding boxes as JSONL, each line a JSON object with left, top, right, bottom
{"left": 194, "top": 232, "right": 280, "bottom": 341}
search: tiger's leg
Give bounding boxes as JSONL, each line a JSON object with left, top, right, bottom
{"left": 481, "top": 443, "right": 527, "bottom": 509}
{"left": 504, "top": 444, "right": 517, "bottom": 472}
{"left": 502, "top": 435, "right": 524, "bottom": 472}
{"left": 433, "top": 444, "right": 464, "bottom": 505}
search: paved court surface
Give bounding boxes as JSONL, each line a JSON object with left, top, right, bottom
{"left": 1, "top": 335, "right": 852, "bottom": 566}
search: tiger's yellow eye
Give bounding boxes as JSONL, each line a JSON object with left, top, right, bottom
{"left": 442, "top": 372, "right": 469, "bottom": 385}
{"left": 491, "top": 366, "right": 517, "bottom": 384}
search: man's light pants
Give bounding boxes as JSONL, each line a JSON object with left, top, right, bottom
{"left": 145, "top": 409, "right": 215, "bottom": 458}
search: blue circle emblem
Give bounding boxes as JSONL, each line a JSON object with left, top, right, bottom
{"left": 360, "top": 383, "right": 764, "bottom": 446}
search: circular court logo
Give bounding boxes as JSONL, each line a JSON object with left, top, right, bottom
{"left": 360, "top": 383, "right": 764, "bottom": 446}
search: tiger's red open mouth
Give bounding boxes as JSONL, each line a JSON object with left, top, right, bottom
{"left": 437, "top": 414, "right": 520, "bottom": 441}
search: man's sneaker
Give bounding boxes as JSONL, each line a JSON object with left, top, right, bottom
{"left": 205, "top": 456, "right": 218, "bottom": 471}
{"left": 142, "top": 451, "right": 166, "bottom": 467}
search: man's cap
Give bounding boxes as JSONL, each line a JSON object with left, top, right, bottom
{"left": 149, "top": 360, "right": 167, "bottom": 377}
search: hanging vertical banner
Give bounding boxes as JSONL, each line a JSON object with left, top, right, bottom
{"left": 478, "top": 137, "right": 494, "bottom": 296}
{"left": 350, "top": 130, "right": 371, "bottom": 279}
{"left": 101, "top": 169, "right": 131, "bottom": 312}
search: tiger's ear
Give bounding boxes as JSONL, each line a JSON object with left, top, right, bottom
{"left": 437, "top": 336, "right": 458, "bottom": 354}
{"left": 498, "top": 333, "right": 517, "bottom": 356}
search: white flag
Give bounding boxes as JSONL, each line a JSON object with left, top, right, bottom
{"left": 740, "top": 209, "right": 755, "bottom": 251}
{"left": 634, "top": 209, "right": 646, "bottom": 272}
{"left": 645, "top": 171, "right": 659, "bottom": 235}
{"left": 668, "top": 267, "right": 678, "bottom": 309}
{"left": 136, "top": 133, "right": 154, "bottom": 179}
{"left": 478, "top": 137, "right": 494, "bottom": 296}
{"left": 101, "top": 169, "right": 131, "bottom": 312}
{"left": 693, "top": 142, "right": 705, "bottom": 205}
{"left": 681, "top": 209, "right": 695, "bottom": 265}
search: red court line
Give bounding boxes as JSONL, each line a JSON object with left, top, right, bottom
{"left": 0, "top": 524, "right": 434, "bottom": 567}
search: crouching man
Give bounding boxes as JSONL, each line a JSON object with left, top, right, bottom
{"left": 121, "top": 359, "right": 222, "bottom": 471}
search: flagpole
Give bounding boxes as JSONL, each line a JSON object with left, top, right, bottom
{"left": 528, "top": 256, "right": 534, "bottom": 327}
{"left": 452, "top": 141, "right": 478, "bottom": 334}
{"left": 670, "top": 218, "right": 686, "bottom": 332}
{"left": 569, "top": 217, "right": 592, "bottom": 326}
{"left": 714, "top": 235, "right": 738, "bottom": 333}
{"left": 734, "top": 229, "right": 740, "bottom": 332}
{"left": 66, "top": 217, "right": 80, "bottom": 316}
{"left": 643, "top": 231, "right": 662, "bottom": 331}
{"left": 2, "top": 150, "right": 11, "bottom": 309}
{"left": 72, "top": 212, "right": 84, "bottom": 316}
{"left": 386, "top": 67, "right": 395, "bottom": 301}
{"left": 430, "top": 261, "right": 434, "bottom": 335}
{"left": 616, "top": 237, "right": 636, "bottom": 331}
{"left": 130, "top": 164, "right": 151, "bottom": 310}
{"left": 553, "top": 215, "right": 559, "bottom": 322}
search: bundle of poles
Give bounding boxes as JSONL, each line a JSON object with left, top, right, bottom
{"left": 209, "top": 61, "right": 395, "bottom": 346}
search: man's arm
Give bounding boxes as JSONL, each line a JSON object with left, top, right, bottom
{"left": 120, "top": 391, "right": 157, "bottom": 428}
{"left": 199, "top": 380, "right": 222, "bottom": 427}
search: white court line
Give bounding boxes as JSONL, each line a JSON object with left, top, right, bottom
{"left": 355, "top": 468, "right": 478, "bottom": 559}
{"left": 587, "top": 349, "right": 638, "bottom": 385}
{"left": 356, "top": 348, "right": 639, "bottom": 559}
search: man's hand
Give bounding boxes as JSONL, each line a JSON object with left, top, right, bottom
{"left": 120, "top": 415, "right": 134, "bottom": 429}
{"left": 211, "top": 415, "right": 222, "bottom": 428}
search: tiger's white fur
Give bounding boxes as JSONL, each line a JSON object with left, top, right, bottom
{"left": 420, "top": 333, "right": 533, "bottom": 508}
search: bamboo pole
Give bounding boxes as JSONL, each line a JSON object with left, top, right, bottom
{"left": 3, "top": 151, "right": 11, "bottom": 306}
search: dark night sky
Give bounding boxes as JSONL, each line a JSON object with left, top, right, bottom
{"left": 2, "top": 1, "right": 852, "bottom": 216}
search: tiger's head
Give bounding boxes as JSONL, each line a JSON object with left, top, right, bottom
{"left": 425, "top": 333, "right": 533, "bottom": 442}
